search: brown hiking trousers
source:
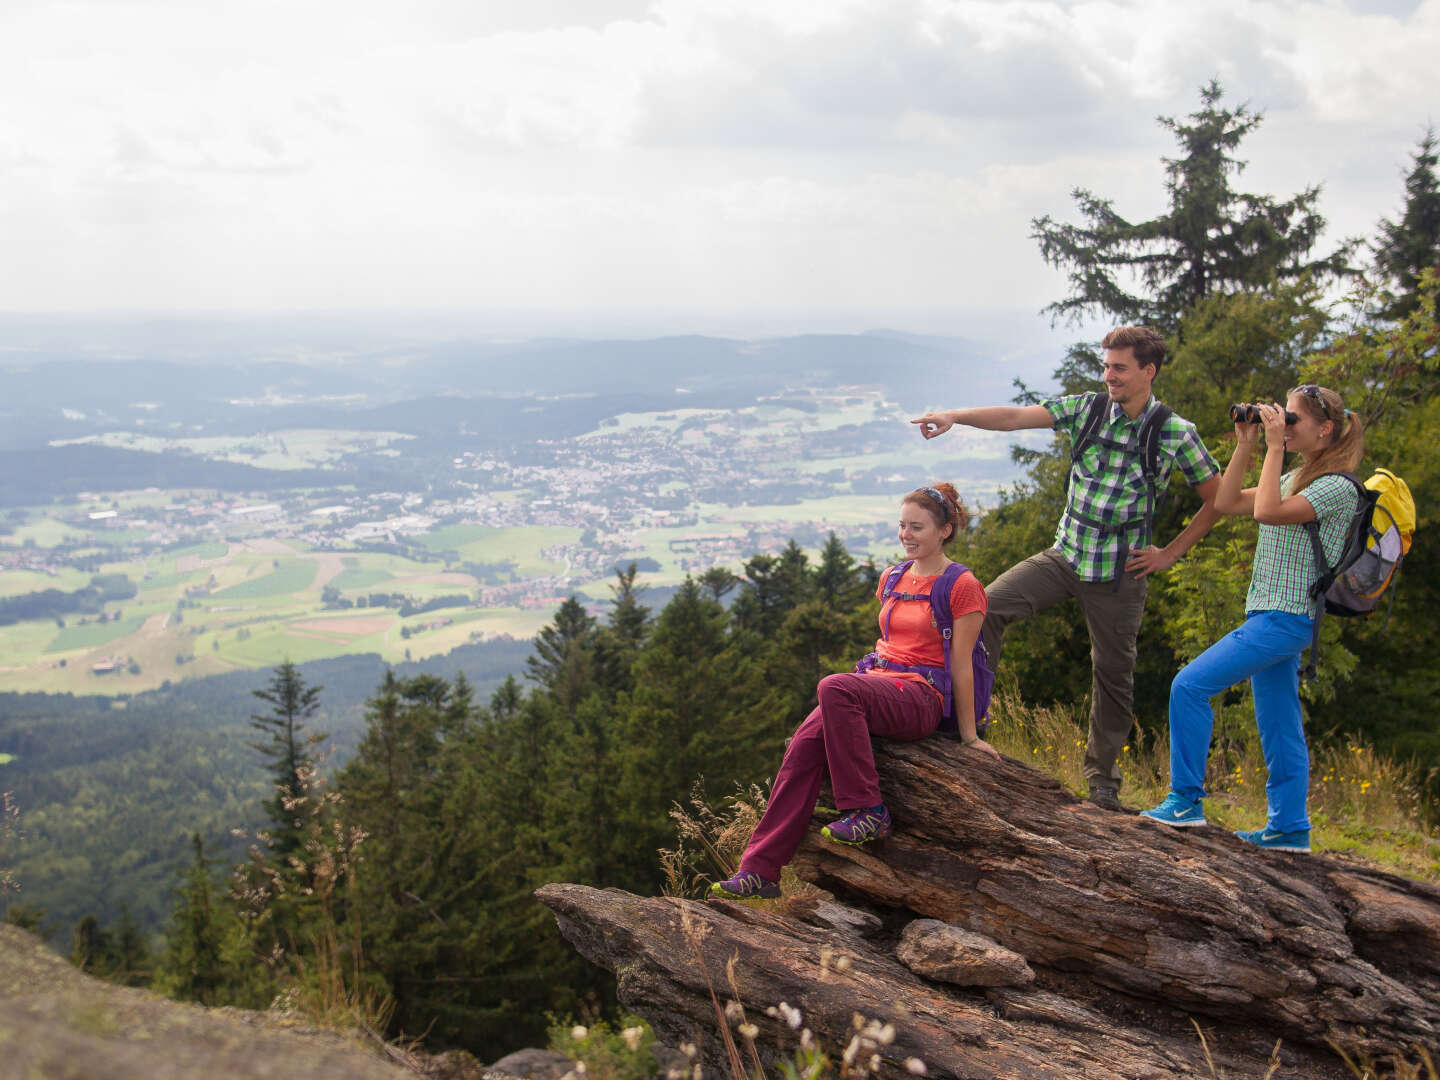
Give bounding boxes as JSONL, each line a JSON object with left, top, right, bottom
{"left": 980, "top": 548, "right": 1148, "bottom": 791}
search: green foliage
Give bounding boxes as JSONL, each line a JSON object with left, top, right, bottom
{"left": 1032, "top": 79, "right": 1352, "bottom": 332}
{"left": 1372, "top": 127, "right": 1440, "bottom": 322}
{"left": 548, "top": 1017, "right": 657, "bottom": 1080}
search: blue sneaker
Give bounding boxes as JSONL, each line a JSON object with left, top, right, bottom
{"left": 709, "top": 869, "right": 780, "bottom": 899}
{"left": 1235, "top": 827, "right": 1311, "bottom": 853}
{"left": 1138, "top": 792, "right": 1207, "bottom": 827}
{"left": 821, "top": 804, "right": 892, "bottom": 845}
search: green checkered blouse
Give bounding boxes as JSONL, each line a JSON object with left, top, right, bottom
{"left": 1045, "top": 393, "right": 1219, "bottom": 583}
{"left": 1245, "top": 471, "right": 1359, "bottom": 617}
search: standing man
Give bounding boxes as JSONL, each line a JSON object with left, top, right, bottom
{"left": 911, "top": 326, "right": 1221, "bottom": 810}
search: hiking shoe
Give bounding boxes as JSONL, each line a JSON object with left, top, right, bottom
{"left": 709, "top": 869, "right": 780, "bottom": 899}
{"left": 1139, "top": 792, "right": 1207, "bottom": 827}
{"left": 1235, "top": 827, "right": 1311, "bottom": 853}
{"left": 821, "top": 804, "right": 892, "bottom": 846}
{"left": 1088, "top": 784, "right": 1122, "bottom": 811}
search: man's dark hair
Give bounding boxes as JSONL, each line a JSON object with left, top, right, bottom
{"left": 1101, "top": 326, "right": 1166, "bottom": 373}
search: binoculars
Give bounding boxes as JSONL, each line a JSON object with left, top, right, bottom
{"left": 1229, "top": 404, "right": 1298, "bottom": 425}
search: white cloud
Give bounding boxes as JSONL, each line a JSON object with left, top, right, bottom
{"left": 0, "top": 0, "right": 1435, "bottom": 319}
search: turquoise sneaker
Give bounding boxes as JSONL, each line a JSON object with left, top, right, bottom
{"left": 1138, "top": 792, "right": 1207, "bottom": 827}
{"left": 1236, "top": 827, "right": 1311, "bottom": 853}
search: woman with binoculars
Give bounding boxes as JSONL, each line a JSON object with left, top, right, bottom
{"left": 1141, "top": 385, "right": 1363, "bottom": 852}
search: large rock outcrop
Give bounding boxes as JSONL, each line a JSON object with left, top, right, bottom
{"left": 0, "top": 924, "right": 416, "bottom": 1079}
{"left": 536, "top": 738, "right": 1440, "bottom": 1080}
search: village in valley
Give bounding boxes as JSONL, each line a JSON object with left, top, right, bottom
{"left": 0, "top": 384, "right": 1035, "bottom": 695}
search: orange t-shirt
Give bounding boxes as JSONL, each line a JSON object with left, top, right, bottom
{"left": 862, "top": 564, "right": 988, "bottom": 700}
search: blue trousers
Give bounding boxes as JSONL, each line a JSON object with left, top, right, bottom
{"left": 1168, "top": 610, "right": 1315, "bottom": 834}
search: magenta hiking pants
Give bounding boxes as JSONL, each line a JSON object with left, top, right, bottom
{"left": 739, "top": 672, "right": 941, "bottom": 882}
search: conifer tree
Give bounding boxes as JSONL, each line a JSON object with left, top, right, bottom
{"left": 249, "top": 661, "right": 326, "bottom": 868}
{"left": 1373, "top": 126, "right": 1440, "bottom": 321}
{"left": 336, "top": 672, "right": 474, "bottom": 1041}
{"left": 1032, "top": 80, "right": 1351, "bottom": 334}
{"left": 619, "top": 580, "right": 780, "bottom": 865}
{"left": 593, "top": 564, "right": 651, "bottom": 698}
{"left": 157, "top": 835, "right": 226, "bottom": 1003}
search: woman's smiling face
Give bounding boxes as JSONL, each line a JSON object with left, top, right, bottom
{"left": 898, "top": 499, "right": 949, "bottom": 561}
{"left": 1285, "top": 391, "right": 1334, "bottom": 454}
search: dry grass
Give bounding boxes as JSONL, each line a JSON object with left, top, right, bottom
{"left": 984, "top": 688, "right": 1440, "bottom": 882}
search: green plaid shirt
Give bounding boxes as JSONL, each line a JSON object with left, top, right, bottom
{"left": 1246, "top": 471, "right": 1358, "bottom": 617}
{"left": 1045, "top": 393, "right": 1219, "bottom": 583}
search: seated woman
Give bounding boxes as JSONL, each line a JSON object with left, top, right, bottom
{"left": 712, "top": 482, "right": 999, "bottom": 899}
{"left": 1140, "top": 386, "right": 1363, "bottom": 853}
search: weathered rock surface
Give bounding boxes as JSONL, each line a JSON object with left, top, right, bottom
{"left": 0, "top": 923, "right": 415, "bottom": 1079}
{"left": 488, "top": 1047, "right": 577, "bottom": 1080}
{"left": 536, "top": 737, "right": 1440, "bottom": 1080}
{"left": 896, "top": 919, "right": 1034, "bottom": 988}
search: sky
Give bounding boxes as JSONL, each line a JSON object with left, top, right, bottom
{"left": 1, "top": 0, "right": 1437, "bottom": 337}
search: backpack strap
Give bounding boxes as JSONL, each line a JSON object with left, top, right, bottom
{"left": 1300, "top": 471, "right": 1369, "bottom": 682}
{"left": 927, "top": 562, "right": 969, "bottom": 677}
{"left": 1067, "top": 396, "right": 1175, "bottom": 590}
{"left": 1068, "top": 392, "right": 1111, "bottom": 473}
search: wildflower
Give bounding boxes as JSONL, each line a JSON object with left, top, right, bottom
{"left": 575, "top": 1064, "right": 588, "bottom": 1076}
{"left": 870, "top": 1054, "right": 882, "bottom": 1071}
{"left": 777, "top": 1002, "right": 803, "bottom": 1030}
{"left": 738, "top": 1023, "right": 759, "bottom": 1040}
{"left": 905, "top": 1059, "right": 928, "bottom": 1075}
{"left": 800, "top": 1029, "right": 816, "bottom": 1051}
{"left": 834, "top": 955, "right": 852, "bottom": 973}
{"left": 842, "top": 1036, "right": 861, "bottom": 1067}
{"left": 571, "top": 1026, "right": 589, "bottom": 1042}
{"left": 680, "top": 1042, "right": 698, "bottom": 1060}
{"left": 1122, "top": 745, "right": 1130, "bottom": 752}
{"left": 621, "top": 1027, "right": 644, "bottom": 1052}
{"left": 724, "top": 1000, "right": 745, "bottom": 1022}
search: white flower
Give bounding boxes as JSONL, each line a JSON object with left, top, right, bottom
{"left": 621, "top": 1027, "right": 644, "bottom": 1052}
{"left": 680, "top": 1042, "right": 698, "bottom": 1060}
{"left": 571, "top": 1026, "right": 589, "bottom": 1042}
{"left": 834, "top": 955, "right": 853, "bottom": 973}
{"left": 724, "top": 1000, "right": 745, "bottom": 1022}
{"left": 905, "top": 1058, "right": 928, "bottom": 1075}
{"left": 738, "top": 1023, "right": 759, "bottom": 1040}
{"left": 777, "top": 1002, "right": 803, "bottom": 1030}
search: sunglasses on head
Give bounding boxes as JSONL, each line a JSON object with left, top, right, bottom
{"left": 1292, "top": 384, "right": 1332, "bottom": 421}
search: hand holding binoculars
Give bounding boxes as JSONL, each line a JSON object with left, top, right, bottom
{"left": 1229, "top": 404, "right": 1298, "bottom": 425}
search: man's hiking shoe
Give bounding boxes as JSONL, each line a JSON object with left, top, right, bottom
{"left": 1087, "top": 784, "right": 1122, "bottom": 811}
{"left": 1139, "top": 792, "right": 1207, "bottom": 827}
{"left": 1236, "top": 827, "right": 1311, "bottom": 853}
{"left": 821, "top": 804, "right": 892, "bottom": 846}
{"left": 710, "top": 870, "right": 780, "bottom": 899}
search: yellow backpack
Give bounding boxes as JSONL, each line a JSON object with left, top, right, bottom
{"left": 1302, "top": 467, "right": 1416, "bottom": 679}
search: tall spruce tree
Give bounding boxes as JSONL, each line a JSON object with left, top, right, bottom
{"left": 1373, "top": 126, "right": 1440, "bottom": 321}
{"left": 249, "top": 660, "right": 327, "bottom": 868}
{"left": 1032, "top": 80, "right": 1351, "bottom": 335}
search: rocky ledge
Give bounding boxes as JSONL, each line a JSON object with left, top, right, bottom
{"left": 536, "top": 738, "right": 1440, "bottom": 1080}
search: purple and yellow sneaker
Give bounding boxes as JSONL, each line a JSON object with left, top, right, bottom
{"left": 821, "top": 804, "right": 892, "bottom": 846}
{"left": 710, "top": 869, "right": 780, "bottom": 899}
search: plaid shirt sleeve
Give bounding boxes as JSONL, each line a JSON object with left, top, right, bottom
{"left": 1043, "top": 394, "right": 1088, "bottom": 439}
{"left": 1164, "top": 419, "right": 1220, "bottom": 486}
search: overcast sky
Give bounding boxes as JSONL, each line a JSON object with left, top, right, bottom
{"left": 1, "top": 0, "right": 1436, "bottom": 336}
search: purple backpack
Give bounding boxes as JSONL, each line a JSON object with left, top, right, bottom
{"left": 854, "top": 560, "right": 996, "bottom": 735}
